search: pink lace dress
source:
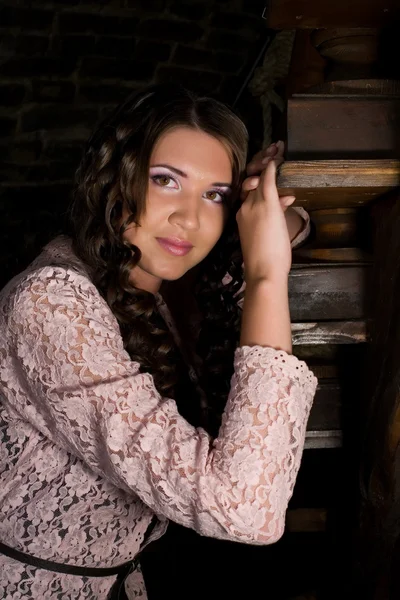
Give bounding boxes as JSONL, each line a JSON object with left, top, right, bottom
{"left": 0, "top": 223, "right": 316, "bottom": 599}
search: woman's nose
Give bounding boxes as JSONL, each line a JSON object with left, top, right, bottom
{"left": 168, "top": 194, "right": 201, "bottom": 231}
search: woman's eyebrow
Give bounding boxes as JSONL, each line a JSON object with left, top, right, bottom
{"left": 150, "top": 164, "right": 232, "bottom": 188}
{"left": 151, "top": 163, "right": 186, "bottom": 177}
{"left": 212, "top": 182, "right": 232, "bottom": 189}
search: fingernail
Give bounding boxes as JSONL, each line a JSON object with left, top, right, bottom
{"left": 276, "top": 140, "right": 284, "bottom": 152}
{"left": 261, "top": 156, "right": 270, "bottom": 164}
{"left": 284, "top": 196, "right": 296, "bottom": 204}
{"left": 248, "top": 177, "right": 259, "bottom": 186}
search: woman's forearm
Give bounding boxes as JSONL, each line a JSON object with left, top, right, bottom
{"left": 240, "top": 278, "right": 292, "bottom": 354}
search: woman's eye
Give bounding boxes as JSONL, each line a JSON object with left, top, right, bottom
{"left": 153, "top": 175, "right": 173, "bottom": 187}
{"left": 205, "top": 190, "right": 224, "bottom": 203}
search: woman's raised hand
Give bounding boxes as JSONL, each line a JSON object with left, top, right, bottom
{"left": 237, "top": 159, "right": 295, "bottom": 283}
{"left": 241, "top": 141, "right": 289, "bottom": 202}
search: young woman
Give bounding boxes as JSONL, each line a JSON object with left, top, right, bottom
{"left": 0, "top": 84, "right": 317, "bottom": 599}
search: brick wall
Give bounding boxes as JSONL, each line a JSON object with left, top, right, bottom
{"left": 0, "top": 0, "right": 266, "bottom": 286}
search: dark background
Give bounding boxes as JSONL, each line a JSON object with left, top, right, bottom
{"left": 0, "top": 0, "right": 267, "bottom": 288}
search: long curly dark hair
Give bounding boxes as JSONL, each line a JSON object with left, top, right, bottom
{"left": 69, "top": 84, "right": 248, "bottom": 434}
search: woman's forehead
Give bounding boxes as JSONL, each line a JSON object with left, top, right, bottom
{"left": 151, "top": 127, "right": 233, "bottom": 182}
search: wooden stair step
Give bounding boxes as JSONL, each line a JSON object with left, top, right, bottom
{"left": 287, "top": 95, "right": 400, "bottom": 159}
{"left": 277, "top": 160, "right": 400, "bottom": 209}
{"left": 293, "top": 247, "right": 371, "bottom": 263}
{"left": 308, "top": 380, "right": 341, "bottom": 432}
{"left": 291, "top": 320, "right": 366, "bottom": 345}
{"left": 294, "top": 343, "right": 365, "bottom": 379}
{"left": 289, "top": 264, "right": 369, "bottom": 320}
{"left": 305, "top": 430, "right": 342, "bottom": 449}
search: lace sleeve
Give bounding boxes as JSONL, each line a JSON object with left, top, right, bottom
{"left": 8, "top": 267, "right": 317, "bottom": 545}
{"left": 291, "top": 207, "right": 311, "bottom": 249}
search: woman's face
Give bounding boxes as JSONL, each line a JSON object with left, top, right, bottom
{"left": 123, "top": 126, "right": 233, "bottom": 294}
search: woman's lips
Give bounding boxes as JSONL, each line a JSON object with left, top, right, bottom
{"left": 156, "top": 237, "right": 193, "bottom": 256}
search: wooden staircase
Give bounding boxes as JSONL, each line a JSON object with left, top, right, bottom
{"left": 262, "top": 1, "right": 400, "bottom": 597}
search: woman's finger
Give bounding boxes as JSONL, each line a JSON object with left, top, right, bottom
{"left": 261, "top": 141, "right": 283, "bottom": 163}
{"left": 246, "top": 143, "right": 278, "bottom": 175}
{"left": 261, "top": 159, "right": 280, "bottom": 206}
{"left": 265, "top": 143, "right": 279, "bottom": 157}
{"left": 246, "top": 159, "right": 263, "bottom": 176}
{"left": 242, "top": 176, "right": 260, "bottom": 192}
{"left": 275, "top": 140, "right": 285, "bottom": 158}
{"left": 279, "top": 195, "right": 296, "bottom": 210}
{"left": 240, "top": 176, "right": 260, "bottom": 202}
{"left": 247, "top": 146, "right": 284, "bottom": 175}
{"left": 263, "top": 155, "right": 284, "bottom": 169}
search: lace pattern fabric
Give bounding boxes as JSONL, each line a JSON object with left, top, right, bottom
{"left": 0, "top": 235, "right": 317, "bottom": 599}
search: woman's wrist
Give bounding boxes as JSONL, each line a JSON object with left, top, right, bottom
{"left": 240, "top": 278, "right": 292, "bottom": 352}
{"left": 244, "top": 274, "right": 289, "bottom": 291}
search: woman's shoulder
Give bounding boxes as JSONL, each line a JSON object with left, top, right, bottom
{"left": 0, "top": 236, "right": 107, "bottom": 320}
{"left": 29, "top": 235, "right": 90, "bottom": 278}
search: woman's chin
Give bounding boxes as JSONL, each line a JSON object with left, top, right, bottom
{"left": 140, "top": 261, "right": 192, "bottom": 283}
{"left": 156, "top": 267, "right": 190, "bottom": 282}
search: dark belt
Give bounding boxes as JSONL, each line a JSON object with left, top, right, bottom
{"left": 0, "top": 516, "right": 158, "bottom": 598}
